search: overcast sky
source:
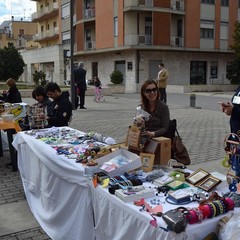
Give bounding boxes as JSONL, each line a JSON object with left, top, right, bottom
{"left": 0, "top": 0, "right": 36, "bottom": 24}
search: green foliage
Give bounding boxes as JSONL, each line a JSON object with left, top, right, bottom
{"left": 32, "top": 70, "right": 47, "bottom": 86}
{"left": 110, "top": 70, "right": 124, "bottom": 84}
{"left": 226, "top": 59, "right": 240, "bottom": 85}
{"left": 226, "top": 21, "right": 240, "bottom": 84}
{"left": 0, "top": 43, "right": 25, "bottom": 81}
{"left": 231, "top": 21, "right": 240, "bottom": 57}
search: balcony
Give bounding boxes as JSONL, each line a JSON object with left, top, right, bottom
{"left": 124, "top": 0, "right": 153, "bottom": 8}
{"left": 170, "top": 36, "right": 184, "bottom": 47}
{"left": 33, "top": 27, "right": 59, "bottom": 42}
{"left": 32, "top": 2, "right": 59, "bottom": 22}
{"left": 125, "top": 34, "right": 152, "bottom": 45}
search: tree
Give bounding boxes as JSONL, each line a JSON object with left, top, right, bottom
{"left": 0, "top": 43, "right": 25, "bottom": 81}
{"left": 227, "top": 21, "right": 240, "bottom": 84}
{"left": 32, "top": 70, "right": 47, "bottom": 86}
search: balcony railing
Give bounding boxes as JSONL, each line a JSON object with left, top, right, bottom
{"left": 170, "top": 36, "right": 184, "bottom": 46}
{"left": 33, "top": 27, "right": 59, "bottom": 41}
{"left": 124, "top": 0, "right": 153, "bottom": 7}
{"left": 32, "top": 2, "right": 58, "bottom": 21}
{"left": 85, "top": 8, "right": 95, "bottom": 18}
{"left": 125, "top": 34, "right": 152, "bottom": 45}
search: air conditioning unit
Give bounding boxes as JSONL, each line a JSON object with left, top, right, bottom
{"left": 175, "top": 37, "right": 180, "bottom": 46}
{"left": 138, "top": 0, "right": 145, "bottom": 6}
{"left": 138, "top": 35, "right": 145, "bottom": 44}
{"left": 87, "top": 42, "right": 92, "bottom": 49}
{"left": 176, "top": 1, "right": 180, "bottom": 10}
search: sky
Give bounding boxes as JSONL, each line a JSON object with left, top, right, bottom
{"left": 0, "top": 0, "right": 36, "bottom": 24}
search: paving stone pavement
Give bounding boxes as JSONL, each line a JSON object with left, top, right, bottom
{"left": 0, "top": 92, "right": 233, "bottom": 239}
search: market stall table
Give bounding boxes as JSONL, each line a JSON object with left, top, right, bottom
{"left": 90, "top": 176, "right": 238, "bottom": 240}
{"left": 0, "top": 120, "right": 21, "bottom": 171}
{"left": 12, "top": 128, "right": 96, "bottom": 240}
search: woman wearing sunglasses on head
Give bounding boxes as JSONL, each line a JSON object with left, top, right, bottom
{"left": 139, "top": 79, "right": 172, "bottom": 139}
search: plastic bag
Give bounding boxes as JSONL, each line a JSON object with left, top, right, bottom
{"left": 134, "top": 106, "right": 150, "bottom": 129}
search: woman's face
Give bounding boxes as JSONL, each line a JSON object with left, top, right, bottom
{"left": 35, "top": 95, "right": 44, "bottom": 103}
{"left": 144, "top": 83, "right": 158, "bottom": 102}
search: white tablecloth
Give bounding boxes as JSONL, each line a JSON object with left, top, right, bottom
{"left": 12, "top": 128, "right": 239, "bottom": 240}
{"left": 13, "top": 130, "right": 95, "bottom": 240}
{"left": 90, "top": 181, "right": 237, "bottom": 240}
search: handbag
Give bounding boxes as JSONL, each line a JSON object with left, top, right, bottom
{"left": 172, "top": 124, "right": 191, "bottom": 165}
{"left": 162, "top": 207, "right": 189, "bottom": 233}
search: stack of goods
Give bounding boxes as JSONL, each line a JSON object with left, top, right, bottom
{"left": 28, "top": 103, "right": 47, "bottom": 129}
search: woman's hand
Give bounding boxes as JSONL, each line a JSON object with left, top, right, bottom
{"left": 219, "top": 102, "right": 233, "bottom": 116}
{"left": 145, "top": 131, "right": 155, "bottom": 138}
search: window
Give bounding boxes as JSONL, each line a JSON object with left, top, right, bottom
{"left": 19, "top": 29, "right": 24, "bottom": 36}
{"left": 62, "top": 3, "right": 70, "bottom": 19}
{"left": 210, "top": 61, "right": 218, "bottom": 79}
{"left": 221, "top": 0, "right": 229, "bottom": 6}
{"left": 201, "top": 0, "right": 215, "bottom": 4}
{"left": 220, "top": 22, "right": 228, "bottom": 40}
{"left": 201, "top": 28, "right": 214, "bottom": 38}
{"left": 200, "top": 20, "right": 214, "bottom": 39}
{"left": 114, "top": 17, "right": 118, "bottom": 37}
{"left": 62, "top": 31, "right": 70, "bottom": 45}
{"left": 41, "top": 26, "right": 44, "bottom": 32}
{"left": 190, "top": 61, "right": 207, "bottom": 85}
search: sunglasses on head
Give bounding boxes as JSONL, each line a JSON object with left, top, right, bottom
{"left": 145, "top": 87, "right": 157, "bottom": 94}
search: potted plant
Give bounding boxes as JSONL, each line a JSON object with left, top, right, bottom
{"left": 110, "top": 70, "right": 124, "bottom": 84}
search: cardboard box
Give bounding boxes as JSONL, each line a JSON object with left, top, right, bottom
{"left": 152, "top": 137, "right": 171, "bottom": 165}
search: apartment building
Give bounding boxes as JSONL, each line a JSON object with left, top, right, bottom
{"left": 0, "top": 19, "right": 37, "bottom": 50}
{"left": 19, "top": 0, "right": 67, "bottom": 84}
{"left": 69, "top": 0, "right": 240, "bottom": 93}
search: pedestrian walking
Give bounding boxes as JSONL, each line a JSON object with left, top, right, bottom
{"left": 157, "top": 63, "right": 169, "bottom": 103}
{"left": 93, "top": 76, "right": 104, "bottom": 102}
{"left": 74, "top": 62, "right": 87, "bottom": 109}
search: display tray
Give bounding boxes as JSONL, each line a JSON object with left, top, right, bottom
{"left": 86, "top": 149, "right": 142, "bottom": 177}
{"left": 115, "top": 186, "right": 155, "bottom": 203}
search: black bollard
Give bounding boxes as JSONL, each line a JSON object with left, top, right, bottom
{"left": 190, "top": 94, "right": 196, "bottom": 107}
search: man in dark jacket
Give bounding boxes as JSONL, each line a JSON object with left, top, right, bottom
{"left": 73, "top": 62, "right": 87, "bottom": 109}
{"left": 45, "top": 82, "right": 73, "bottom": 127}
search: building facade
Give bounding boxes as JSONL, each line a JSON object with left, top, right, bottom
{"left": 20, "top": 0, "right": 67, "bottom": 84}
{"left": 70, "top": 0, "right": 240, "bottom": 93}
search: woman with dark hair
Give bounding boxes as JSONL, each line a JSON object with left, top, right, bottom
{"left": 1, "top": 78, "right": 22, "bottom": 103}
{"left": 140, "top": 79, "right": 171, "bottom": 138}
{"left": 32, "top": 86, "right": 53, "bottom": 116}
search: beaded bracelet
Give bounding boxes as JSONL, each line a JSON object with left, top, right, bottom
{"left": 212, "top": 201, "right": 221, "bottom": 217}
{"left": 192, "top": 208, "right": 203, "bottom": 223}
{"left": 187, "top": 209, "right": 198, "bottom": 224}
{"left": 207, "top": 202, "right": 217, "bottom": 218}
{"left": 224, "top": 197, "right": 235, "bottom": 211}
{"left": 198, "top": 204, "right": 211, "bottom": 219}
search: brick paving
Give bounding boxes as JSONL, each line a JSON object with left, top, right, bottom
{"left": 0, "top": 93, "right": 232, "bottom": 239}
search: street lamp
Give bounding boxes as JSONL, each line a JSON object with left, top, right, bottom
{"left": 70, "top": 0, "right": 76, "bottom": 110}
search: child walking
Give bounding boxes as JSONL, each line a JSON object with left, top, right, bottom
{"left": 93, "top": 77, "right": 104, "bottom": 102}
